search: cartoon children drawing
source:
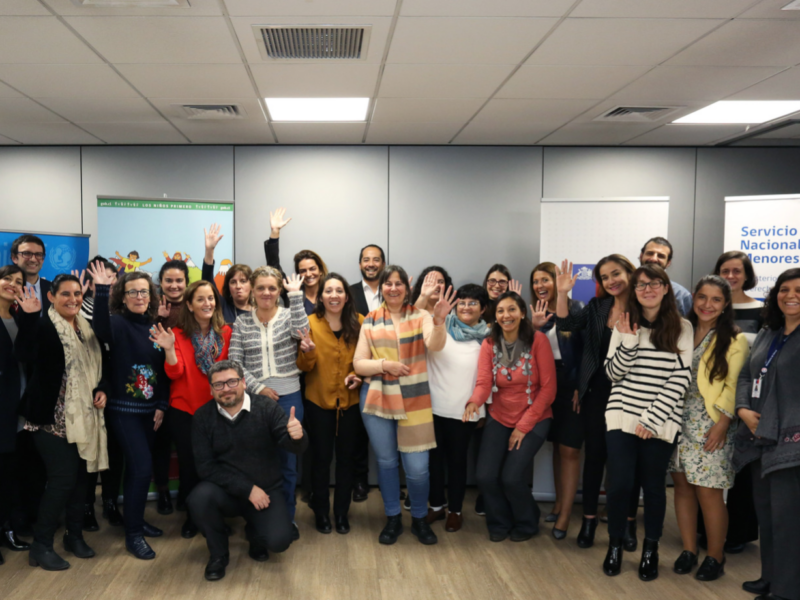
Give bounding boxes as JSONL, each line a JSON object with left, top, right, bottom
{"left": 162, "top": 251, "right": 191, "bottom": 263}
{"left": 115, "top": 250, "right": 153, "bottom": 273}
{"left": 214, "top": 259, "right": 232, "bottom": 292}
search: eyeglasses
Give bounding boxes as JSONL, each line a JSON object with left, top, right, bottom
{"left": 124, "top": 290, "right": 151, "bottom": 298}
{"left": 634, "top": 280, "right": 664, "bottom": 291}
{"left": 487, "top": 279, "right": 508, "bottom": 288}
{"left": 211, "top": 377, "right": 241, "bottom": 391}
{"left": 457, "top": 301, "right": 480, "bottom": 308}
{"left": 16, "top": 251, "right": 45, "bottom": 260}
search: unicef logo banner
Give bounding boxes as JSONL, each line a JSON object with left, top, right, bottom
{"left": 0, "top": 231, "right": 90, "bottom": 281}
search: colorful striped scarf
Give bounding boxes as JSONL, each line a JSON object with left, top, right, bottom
{"left": 362, "top": 303, "right": 436, "bottom": 453}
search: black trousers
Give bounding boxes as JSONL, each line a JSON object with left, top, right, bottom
{"left": 606, "top": 430, "right": 675, "bottom": 540}
{"left": 14, "top": 430, "right": 46, "bottom": 527}
{"left": 429, "top": 414, "right": 477, "bottom": 513}
{"left": 751, "top": 461, "right": 800, "bottom": 600}
{"left": 698, "top": 462, "right": 759, "bottom": 544}
{"left": 168, "top": 408, "right": 200, "bottom": 508}
{"left": 32, "top": 431, "right": 87, "bottom": 546}
{"left": 475, "top": 415, "right": 550, "bottom": 536}
{"left": 151, "top": 408, "right": 172, "bottom": 489}
{"left": 85, "top": 421, "right": 123, "bottom": 504}
{"left": 188, "top": 481, "right": 292, "bottom": 560}
{"left": 0, "top": 452, "right": 16, "bottom": 524}
{"left": 304, "top": 401, "right": 360, "bottom": 516}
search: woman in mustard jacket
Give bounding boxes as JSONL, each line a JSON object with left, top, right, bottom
{"left": 669, "top": 275, "right": 749, "bottom": 581}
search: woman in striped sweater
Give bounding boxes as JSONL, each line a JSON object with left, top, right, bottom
{"left": 602, "top": 264, "right": 693, "bottom": 581}
{"left": 229, "top": 266, "right": 308, "bottom": 539}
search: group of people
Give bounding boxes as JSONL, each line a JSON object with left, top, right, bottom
{"left": 0, "top": 216, "right": 797, "bottom": 600}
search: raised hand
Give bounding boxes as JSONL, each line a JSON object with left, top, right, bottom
{"left": 509, "top": 279, "right": 522, "bottom": 295}
{"left": 287, "top": 406, "right": 303, "bottom": 440}
{"left": 157, "top": 296, "right": 171, "bottom": 319}
{"left": 419, "top": 271, "right": 440, "bottom": 300}
{"left": 71, "top": 269, "right": 90, "bottom": 296}
{"left": 16, "top": 286, "right": 41, "bottom": 314}
{"left": 284, "top": 273, "right": 304, "bottom": 293}
{"left": 149, "top": 323, "right": 175, "bottom": 350}
{"left": 269, "top": 207, "right": 292, "bottom": 238}
{"left": 432, "top": 285, "right": 457, "bottom": 324}
{"left": 344, "top": 374, "right": 362, "bottom": 390}
{"left": 87, "top": 260, "right": 115, "bottom": 287}
{"left": 555, "top": 260, "right": 579, "bottom": 294}
{"left": 298, "top": 327, "right": 315, "bottom": 353}
{"left": 204, "top": 223, "right": 224, "bottom": 252}
{"left": 616, "top": 312, "right": 639, "bottom": 336}
{"left": 530, "top": 300, "right": 554, "bottom": 329}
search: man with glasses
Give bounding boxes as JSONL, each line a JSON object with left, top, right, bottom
{"left": 639, "top": 237, "right": 693, "bottom": 316}
{"left": 188, "top": 360, "right": 308, "bottom": 581}
{"left": 10, "top": 234, "right": 50, "bottom": 314}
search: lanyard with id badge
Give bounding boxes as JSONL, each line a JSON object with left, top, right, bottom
{"left": 752, "top": 329, "right": 793, "bottom": 398}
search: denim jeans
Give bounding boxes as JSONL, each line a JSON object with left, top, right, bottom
{"left": 276, "top": 391, "right": 303, "bottom": 521}
{"left": 359, "top": 385, "right": 430, "bottom": 519}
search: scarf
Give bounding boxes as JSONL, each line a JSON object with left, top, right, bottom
{"left": 362, "top": 303, "right": 435, "bottom": 453}
{"left": 191, "top": 328, "right": 223, "bottom": 375}
{"left": 49, "top": 306, "right": 108, "bottom": 473}
{"left": 445, "top": 313, "right": 489, "bottom": 342}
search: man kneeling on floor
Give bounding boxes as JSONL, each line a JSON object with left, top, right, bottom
{"left": 189, "top": 359, "right": 308, "bottom": 581}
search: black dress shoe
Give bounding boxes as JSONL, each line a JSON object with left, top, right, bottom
{"left": 638, "top": 538, "right": 659, "bottom": 582}
{"left": 102, "top": 499, "right": 124, "bottom": 527}
{"left": 83, "top": 504, "right": 99, "bottom": 532}
{"left": 63, "top": 533, "right": 96, "bottom": 559}
{"left": 552, "top": 527, "right": 567, "bottom": 540}
{"left": 352, "top": 482, "right": 369, "bottom": 503}
{"left": 411, "top": 517, "right": 438, "bottom": 545}
{"left": 603, "top": 537, "right": 623, "bottom": 576}
{"left": 142, "top": 521, "right": 163, "bottom": 538}
{"left": 248, "top": 543, "right": 269, "bottom": 562}
{"left": 510, "top": 528, "right": 536, "bottom": 542}
{"left": 125, "top": 536, "right": 155, "bottom": 560}
{"left": 723, "top": 541, "right": 745, "bottom": 554}
{"left": 695, "top": 556, "right": 725, "bottom": 581}
{"left": 623, "top": 519, "right": 638, "bottom": 552}
{"left": 544, "top": 513, "right": 559, "bottom": 523}
{"left": 577, "top": 516, "right": 598, "bottom": 548}
{"left": 292, "top": 522, "right": 300, "bottom": 541}
{"left": 743, "top": 579, "right": 770, "bottom": 594}
{"left": 315, "top": 513, "right": 332, "bottom": 534}
{"left": 335, "top": 515, "right": 350, "bottom": 534}
{"left": 1, "top": 527, "right": 30, "bottom": 551}
{"left": 29, "top": 542, "right": 70, "bottom": 571}
{"left": 181, "top": 518, "right": 198, "bottom": 539}
{"left": 204, "top": 554, "right": 229, "bottom": 581}
{"left": 378, "top": 514, "right": 403, "bottom": 545}
{"left": 157, "top": 490, "right": 173, "bottom": 515}
{"left": 489, "top": 531, "right": 509, "bottom": 542}
{"left": 673, "top": 550, "right": 698, "bottom": 574}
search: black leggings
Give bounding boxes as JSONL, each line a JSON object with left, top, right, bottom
{"left": 169, "top": 408, "right": 200, "bottom": 508}
{"left": 429, "top": 415, "right": 477, "bottom": 514}
{"left": 85, "top": 422, "right": 123, "bottom": 504}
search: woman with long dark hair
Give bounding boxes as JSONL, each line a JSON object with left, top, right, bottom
{"left": 482, "top": 264, "right": 521, "bottom": 325}
{"left": 669, "top": 275, "right": 748, "bottom": 581}
{"left": 601, "top": 264, "right": 692, "bottom": 580}
{"left": 296, "top": 273, "right": 364, "bottom": 535}
{"left": 464, "top": 291, "right": 556, "bottom": 542}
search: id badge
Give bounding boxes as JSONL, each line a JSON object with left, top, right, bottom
{"left": 752, "top": 377, "right": 762, "bottom": 399}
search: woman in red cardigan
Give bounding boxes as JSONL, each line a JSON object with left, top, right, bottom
{"left": 149, "top": 281, "right": 231, "bottom": 539}
{"left": 464, "top": 291, "right": 556, "bottom": 542}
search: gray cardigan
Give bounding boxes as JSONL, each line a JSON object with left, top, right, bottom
{"left": 734, "top": 327, "right": 800, "bottom": 476}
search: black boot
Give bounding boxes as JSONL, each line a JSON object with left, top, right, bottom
{"left": 695, "top": 556, "right": 725, "bottom": 581}
{"left": 335, "top": 515, "right": 350, "bottom": 535}
{"left": 125, "top": 536, "right": 155, "bottom": 560}
{"left": 1, "top": 525, "right": 30, "bottom": 551}
{"left": 411, "top": 516, "right": 438, "bottom": 545}
{"left": 378, "top": 514, "right": 404, "bottom": 545}
{"left": 181, "top": 517, "right": 198, "bottom": 539}
{"left": 623, "top": 519, "right": 638, "bottom": 552}
{"left": 63, "top": 532, "right": 95, "bottom": 559}
{"left": 102, "top": 499, "right": 123, "bottom": 527}
{"left": 315, "top": 513, "right": 332, "bottom": 534}
{"left": 577, "top": 516, "right": 598, "bottom": 548}
{"left": 82, "top": 504, "right": 99, "bottom": 532}
{"left": 28, "top": 541, "right": 70, "bottom": 571}
{"left": 603, "top": 537, "right": 623, "bottom": 576}
{"left": 639, "top": 538, "right": 660, "bottom": 581}
{"left": 157, "top": 490, "right": 173, "bottom": 515}
{"left": 142, "top": 521, "right": 163, "bottom": 538}
{"left": 742, "top": 579, "right": 770, "bottom": 594}
{"left": 205, "top": 554, "right": 229, "bottom": 581}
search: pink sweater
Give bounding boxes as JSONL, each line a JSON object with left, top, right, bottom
{"left": 468, "top": 333, "right": 557, "bottom": 433}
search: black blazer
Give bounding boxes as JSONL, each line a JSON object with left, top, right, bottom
{"left": 0, "top": 311, "right": 24, "bottom": 453}
{"left": 349, "top": 281, "right": 370, "bottom": 317}
{"left": 40, "top": 277, "right": 52, "bottom": 314}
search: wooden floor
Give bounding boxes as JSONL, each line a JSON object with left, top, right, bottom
{"left": 2, "top": 489, "right": 760, "bottom": 600}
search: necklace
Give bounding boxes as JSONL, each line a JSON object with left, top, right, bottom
{"left": 491, "top": 342, "right": 534, "bottom": 405}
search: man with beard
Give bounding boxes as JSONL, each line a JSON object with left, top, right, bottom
{"left": 10, "top": 234, "right": 51, "bottom": 314}
{"left": 639, "top": 236, "right": 693, "bottom": 316}
{"left": 188, "top": 360, "right": 307, "bottom": 581}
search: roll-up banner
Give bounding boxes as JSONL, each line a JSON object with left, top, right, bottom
{"left": 0, "top": 229, "right": 90, "bottom": 279}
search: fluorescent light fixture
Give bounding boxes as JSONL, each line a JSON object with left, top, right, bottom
{"left": 674, "top": 101, "right": 800, "bottom": 124}
{"left": 782, "top": 0, "right": 800, "bottom": 10}
{"left": 265, "top": 98, "right": 369, "bottom": 122}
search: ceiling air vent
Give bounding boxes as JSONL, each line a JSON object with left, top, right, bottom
{"left": 594, "top": 106, "right": 682, "bottom": 123}
{"left": 175, "top": 104, "right": 245, "bottom": 120}
{"left": 252, "top": 25, "right": 372, "bottom": 61}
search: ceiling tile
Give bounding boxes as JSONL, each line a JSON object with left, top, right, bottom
{"left": 0, "top": 1, "right": 50, "bottom": 16}
{"left": 387, "top": 17, "right": 557, "bottom": 64}
{"left": 271, "top": 123, "right": 366, "bottom": 144}
{"left": 372, "top": 98, "right": 483, "bottom": 122}
{"left": 0, "top": 64, "right": 138, "bottom": 99}
{"left": 609, "top": 66, "right": 784, "bottom": 104}
{"left": 0, "top": 81, "right": 24, "bottom": 98}
{"left": 171, "top": 120, "right": 276, "bottom": 144}
{"left": 497, "top": 65, "right": 651, "bottom": 99}
{"left": 401, "top": 0, "right": 576, "bottom": 17}
{"left": 63, "top": 16, "right": 241, "bottom": 64}
{"left": 0, "top": 122, "right": 102, "bottom": 144}
{"left": 471, "top": 98, "right": 598, "bottom": 126}
{"left": 251, "top": 64, "right": 380, "bottom": 97}
{"left": 0, "top": 98, "right": 65, "bottom": 123}
{"left": 0, "top": 133, "right": 21, "bottom": 144}
{"left": 572, "top": 0, "right": 757, "bottom": 18}
{"left": 365, "top": 122, "right": 462, "bottom": 144}
{"left": 526, "top": 18, "right": 725, "bottom": 66}
{"left": 454, "top": 120, "right": 555, "bottom": 144}
{"left": 225, "top": 0, "right": 397, "bottom": 16}
{"left": 728, "top": 66, "right": 800, "bottom": 99}
{"left": 379, "top": 64, "right": 510, "bottom": 98}
{"left": 147, "top": 97, "right": 267, "bottom": 123}
{"left": 667, "top": 20, "right": 800, "bottom": 66}
{"left": 538, "top": 121, "right": 661, "bottom": 145}
{"left": 47, "top": 0, "right": 223, "bottom": 16}
{"left": 732, "top": 137, "right": 800, "bottom": 145}
{"left": 36, "top": 97, "right": 163, "bottom": 122}
{"left": 623, "top": 124, "right": 748, "bottom": 145}
{"left": 739, "top": 0, "right": 800, "bottom": 19}
{"left": 0, "top": 17, "right": 102, "bottom": 64}
{"left": 77, "top": 121, "right": 188, "bottom": 144}
{"left": 116, "top": 64, "right": 255, "bottom": 98}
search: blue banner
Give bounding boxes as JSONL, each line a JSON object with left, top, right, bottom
{"left": 0, "top": 230, "right": 90, "bottom": 280}
{"left": 572, "top": 263, "right": 597, "bottom": 305}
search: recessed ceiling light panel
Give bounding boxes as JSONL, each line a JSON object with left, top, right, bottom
{"left": 782, "top": 1, "right": 800, "bottom": 10}
{"left": 673, "top": 101, "right": 800, "bottom": 124}
{"left": 266, "top": 98, "right": 369, "bottom": 122}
